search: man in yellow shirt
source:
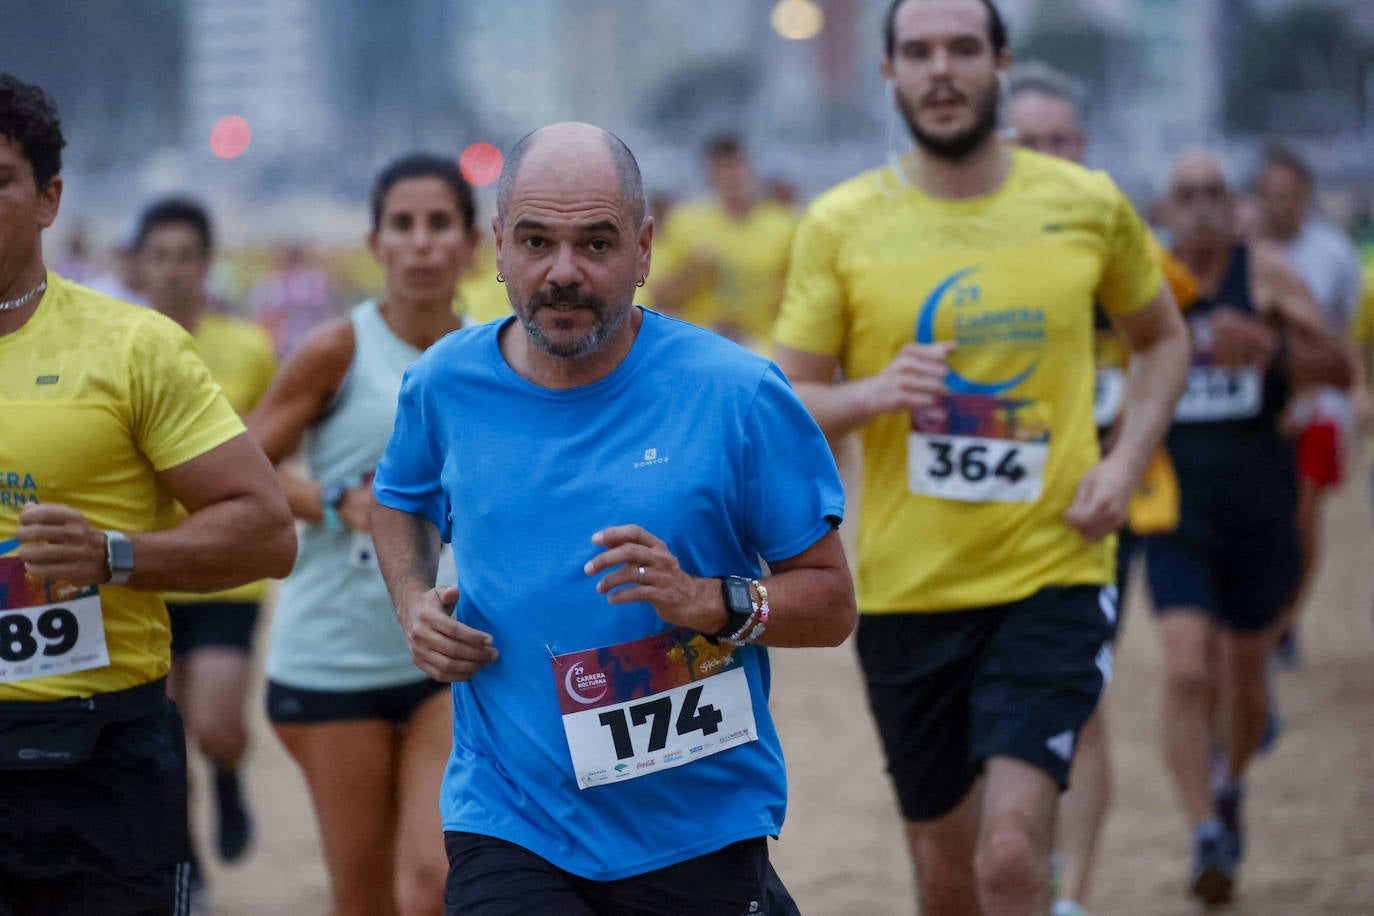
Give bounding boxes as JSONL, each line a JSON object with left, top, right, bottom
{"left": 0, "top": 74, "right": 295, "bottom": 912}
{"left": 650, "top": 134, "right": 797, "bottom": 350}
{"left": 772, "top": 3, "right": 1189, "bottom": 914}
{"left": 134, "top": 197, "right": 279, "bottom": 882}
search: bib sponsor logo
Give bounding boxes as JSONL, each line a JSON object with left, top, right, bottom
{"left": 564, "top": 661, "right": 609, "bottom": 705}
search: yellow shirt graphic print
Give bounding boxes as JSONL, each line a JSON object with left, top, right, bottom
{"left": 908, "top": 264, "right": 1056, "bottom": 504}
{"left": 775, "top": 148, "right": 1163, "bottom": 613}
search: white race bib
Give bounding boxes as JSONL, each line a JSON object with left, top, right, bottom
{"left": 908, "top": 432, "right": 1048, "bottom": 503}
{"left": 1094, "top": 368, "right": 1125, "bottom": 428}
{"left": 0, "top": 559, "right": 110, "bottom": 684}
{"left": 1176, "top": 366, "right": 1262, "bottom": 423}
{"left": 551, "top": 629, "right": 757, "bottom": 789}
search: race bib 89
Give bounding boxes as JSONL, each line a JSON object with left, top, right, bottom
{"left": 550, "top": 628, "right": 757, "bottom": 790}
{"left": 0, "top": 558, "right": 110, "bottom": 684}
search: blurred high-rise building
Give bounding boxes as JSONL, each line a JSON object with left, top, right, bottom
{"left": 187, "top": 0, "right": 336, "bottom": 164}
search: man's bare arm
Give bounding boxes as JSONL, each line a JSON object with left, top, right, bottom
{"left": 1251, "top": 245, "right": 1353, "bottom": 389}
{"left": 587, "top": 525, "right": 857, "bottom": 648}
{"left": 371, "top": 503, "right": 442, "bottom": 612}
{"left": 371, "top": 502, "right": 496, "bottom": 683}
{"left": 18, "top": 433, "right": 296, "bottom": 591}
{"left": 1065, "top": 284, "right": 1190, "bottom": 541}
{"left": 773, "top": 343, "right": 952, "bottom": 442}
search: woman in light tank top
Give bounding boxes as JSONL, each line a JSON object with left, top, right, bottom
{"left": 247, "top": 153, "right": 478, "bottom": 916}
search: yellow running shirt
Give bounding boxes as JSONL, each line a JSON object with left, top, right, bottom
{"left": 654, "top": 199, "right": 797, "bottom": 348}
{"left": 0, "top": 273, "right": 244, "bottom": 699}
{"left": 776, "top": 148, "right": 1163, "bottom": 613}
{"left": 162, "top": 312, "right": 277, "bottom": 605}
{"left": 1353, "top": 263, "right": 1374, "bottom": 450}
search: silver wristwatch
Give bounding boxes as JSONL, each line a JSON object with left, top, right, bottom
{"left": 102, "top": 530, "right": 135, "bottom": 586}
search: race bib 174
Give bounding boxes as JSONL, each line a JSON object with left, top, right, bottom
{"left": 909, "top": 394, "right": 1051, "bottom": 503}
{"left": 0, "top": 557, "right": 110, "bottom": 685}
{"left": 550, "top": 628, "right": 757, "bottom": 790}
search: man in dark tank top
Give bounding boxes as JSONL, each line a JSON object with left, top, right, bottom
{"left": 1144, "top": 148, "right": 1352, "bottom": 905}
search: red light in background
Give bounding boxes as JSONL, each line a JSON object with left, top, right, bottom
{"left": 209, "top": 115, "right": 252, "bottom": 159}
{"left": 460, "top": 142, "right": 504, "bottom": 186}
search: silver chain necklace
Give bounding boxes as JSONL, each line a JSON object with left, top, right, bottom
{"left": 0, "top": 279, "right": 47, "bottom": 311}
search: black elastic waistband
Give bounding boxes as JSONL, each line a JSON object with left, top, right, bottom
{"left": 0, "top": 677, "right": 167, "bottom": 722}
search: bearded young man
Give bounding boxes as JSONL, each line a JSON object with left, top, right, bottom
{"left": 771, "top": 2, "right": 1190, "bottom": 913}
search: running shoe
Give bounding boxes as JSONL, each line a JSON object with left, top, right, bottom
{"left": 214, "top": 766, "right": 254, "bottom": 862}
{"left": 1214, "top": 781, "right": 1245, "bottom": 863}
{"left": 1272, "top": 628, "right": 1301, "bottom": 671}
{"left": 1190, "top": 821, "right": 1239, "bottom": 905}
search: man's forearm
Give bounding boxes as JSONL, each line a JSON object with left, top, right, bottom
{"left": 751, "top": 565, "right": 857, "bottom": 648}
{"left": 125, "top": 494, "right": 296, "bottom": 591}
{"left": 371, "top": 503, "right": 442, "bottom": 614}
{"left": 1113, "top": 330, "right": 1191, "bottom": 480}
{"left": 792, "top": 378, "right": 883, "bottom": 442}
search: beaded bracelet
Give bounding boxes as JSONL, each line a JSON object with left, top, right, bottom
{"left": 726, "top": 579, "right": 770, "bottom": 646}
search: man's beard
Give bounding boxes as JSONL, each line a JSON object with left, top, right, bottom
{"left": 520, "top": 283, "right": 631, "bottom": 360}
{"left": 898, "top": 78, "right": 1000, "bottom": 163}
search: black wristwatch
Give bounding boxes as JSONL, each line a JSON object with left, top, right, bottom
{"left": 707, "top": 575, "right": 755, "bottom": 643}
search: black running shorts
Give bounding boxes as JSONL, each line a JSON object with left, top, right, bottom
{"left": 1143, "top": 516, "right": 1300, "bottom": 633}
{"left": 265, "top": 677, "right": 447, "bottom": 726}
{"left": 167, "top": 600, "right": 261, "bottom": 657}
{"left": 856, "top": 585, "right": 1116, "bottom": 822}
{"left": 0, "top": 686, "right": 192, "bottom": 915}
{"left": 442, "top": 832, "right": 799, "bottom": 916}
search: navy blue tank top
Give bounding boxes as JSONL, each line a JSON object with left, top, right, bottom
{"left": 1165, "top": 246, "right": 1296, "bottom": 521}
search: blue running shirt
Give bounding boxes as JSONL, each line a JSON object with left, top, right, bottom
{"left": 374, "top": 308, "right": 844, "bottom": 880}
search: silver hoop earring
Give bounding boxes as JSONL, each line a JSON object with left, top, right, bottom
{"left": 496, "top": 272, "right": 505, "bottom": 283}
{"left": 636, "top": 276, "right": 646, "bottom": 288}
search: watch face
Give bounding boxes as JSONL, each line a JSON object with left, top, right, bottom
{"left": 726, "top": 579, "right": 752, "bottom": 612}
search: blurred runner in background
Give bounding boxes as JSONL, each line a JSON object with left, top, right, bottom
{"left": 1254, "top": 147, "right": 1365, "bottom": 667}
{"left": 1149, "top": 148, "right": 1351, "bottom": 904}
{"left": 134, "top": 195, "right": 279, "bottom": 900}
{"left": 651, "top": 133, "right": 796, "bottom": 352}
{"left": 248, "top": 152, "right": 477, "bottom": 916}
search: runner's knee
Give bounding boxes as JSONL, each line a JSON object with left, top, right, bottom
{"left": 195, "top": 719, "right": 247, "bottom": 764}
{"left": 394, "top": 856, "right": 446, "bottom": 916}
{"left": 974, "top": 819, "right": 1043, "bottom": 903}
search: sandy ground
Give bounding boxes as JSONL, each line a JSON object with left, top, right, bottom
{"left": 197, "top": 468, "right": 1374, "bottom": 914}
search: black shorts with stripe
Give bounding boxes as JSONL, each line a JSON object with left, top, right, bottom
{"left": 856, "top": 585, "right": 1116, "bottom": 822}
{"left": 0, "top": 686, "right": 193, "bottom": 915}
